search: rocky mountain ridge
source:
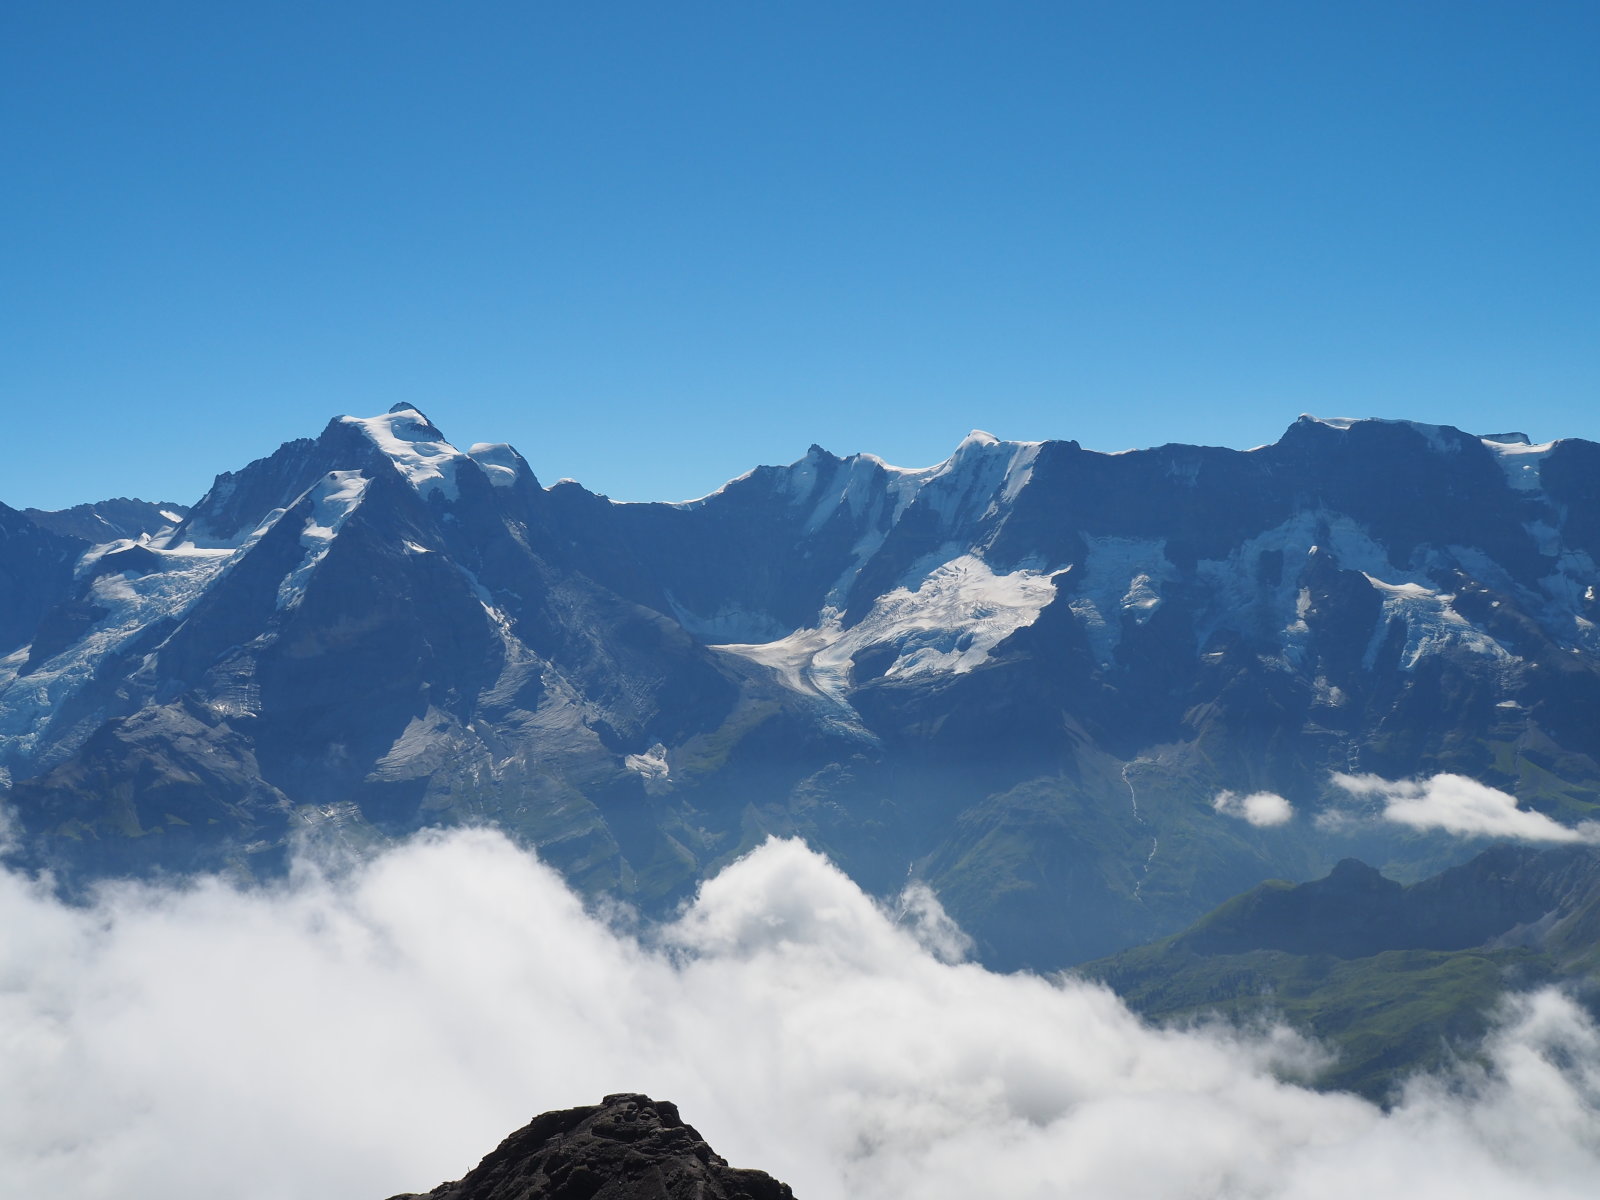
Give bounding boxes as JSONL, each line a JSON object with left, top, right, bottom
{"left": 4, "top": 408, "right": 1599, "bottom": 966}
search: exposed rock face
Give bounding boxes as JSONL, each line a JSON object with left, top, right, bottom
{"left": 0, "top": 501, "right": 85, "bottom": 656}
{"left": 388, "top": 1094, "right": 794, "bottom": 1200}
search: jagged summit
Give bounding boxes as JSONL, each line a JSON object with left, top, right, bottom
{"left": 22, "top": 497, "right": 190, "bottom": 546}
{"left": 385, "top": 1094, "right": 794, "bottom": 1200}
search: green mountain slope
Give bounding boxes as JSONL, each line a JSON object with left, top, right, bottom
{"left": 1081, "top": 845, "right": 1600, "bottom": 1101}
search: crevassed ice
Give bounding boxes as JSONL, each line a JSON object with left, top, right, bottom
{"left": 1359, "top": 573, "right": 1513, "bottom": 670}
{"left": 713, "top": 555, "right": 1058, "bottom": 702}
{"left": 0, "top": 545, "right": 234, "bottom": 766}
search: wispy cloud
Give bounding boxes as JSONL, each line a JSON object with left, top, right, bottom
{"left": 1329, "top": 772, "right": 1600, "bottom": 844}
{"left": 0, "top": 830, "right": 1596, "bottom": 1198}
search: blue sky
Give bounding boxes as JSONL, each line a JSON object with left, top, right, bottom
{"left": 3, "top": 1, "right": 1595, "bottom": 508}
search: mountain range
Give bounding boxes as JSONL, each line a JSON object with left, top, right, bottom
{"left": 4, "top": 407, "right": 1600, "bottom": 968}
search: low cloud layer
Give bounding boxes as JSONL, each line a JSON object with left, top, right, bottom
{"left": 1330, "top": 772, "right": 1600, "bottom": 844}
{"left": 1, "top": 831, "right": 1598, "bottom": 1199}
{"left": 1213, "top": 789, "right": 1294, "bottom": 827}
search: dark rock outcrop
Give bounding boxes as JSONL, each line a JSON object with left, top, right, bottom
{"left": 387, "top": 1094, "right": 794, "bottom": 1200}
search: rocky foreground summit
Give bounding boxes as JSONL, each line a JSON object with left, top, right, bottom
{"left": 386, "top": 1094, "right": 794, "bottom": 1200}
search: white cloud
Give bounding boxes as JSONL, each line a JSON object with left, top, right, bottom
{"left": 1330, "top": 772, "right": 1600, "bottom": 844}
{"left": 1213, "top": 789, "right": 1295, "bottom": 827}
{"left": 0, "top": 830, "right": 1596, "bottom": 1199}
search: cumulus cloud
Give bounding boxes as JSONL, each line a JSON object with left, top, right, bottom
{"left": 1213, "top": 789, "right": 1294, "bottom": 827}
{"left": 0, "top": 830, "right": 1597, "bottom": 1199}
{"left": 1330, "top": 772, "right": 1600, "bottom": 844}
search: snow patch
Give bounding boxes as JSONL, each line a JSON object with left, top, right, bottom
{"left": 624, "top": 743, "right": 670, "bottom": 781}
{"left": 1311, "top": 676, "right": 1346, "bottom": 707}
{"left": 1063, "top": 537, "right": 1177, "bottom": 666}
{"left": 1190, "top": 512, "right": 1320, "bottom": 664}
{"left": 1539, "top": 547, "right": 1600, "bottom": 652}
{"left": 277, "top": 472, "right": 371, "bottom": 611}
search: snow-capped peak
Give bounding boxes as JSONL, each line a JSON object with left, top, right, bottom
{"left": 467, "top": 443, "right": 531, "bottom": 489}
{"left": 923, "top": 429, "right": 1042, "bottom": 512}
{"left": 340, "top": 407, "right": 467, "bottom": 500}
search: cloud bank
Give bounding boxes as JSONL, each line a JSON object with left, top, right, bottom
{"left": 1330, "top": 772, "right": 1600, "bottom": 844}
{"left": 0, "top": 831, "right": 1597, "bottom": 1199}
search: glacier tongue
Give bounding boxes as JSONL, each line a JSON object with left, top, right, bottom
{"left": 713, "top": 554, "right": 1058, "bottom": 702}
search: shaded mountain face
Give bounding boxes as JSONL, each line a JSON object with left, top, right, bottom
{"left": 3, "top": 409, "right": 1600, "bottom": 966}
{"left": 0, "top": 502, "right": 86, "bottom": 657}
{"left": 386, "top": 1094, "right": 794, "bottom": 1200}
{"left": 1167, "top": 844, "right": 1600, "bottom": 962}
{"left": 1083, "top": 844, "right": 1600, "bottom": 1100}
{"left": 23, "top": 497, "right": 190, "bottom": 545}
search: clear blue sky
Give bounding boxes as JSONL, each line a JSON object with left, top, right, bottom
{"left": 3, "top": 1, "right": 1596, "bottom": 509}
